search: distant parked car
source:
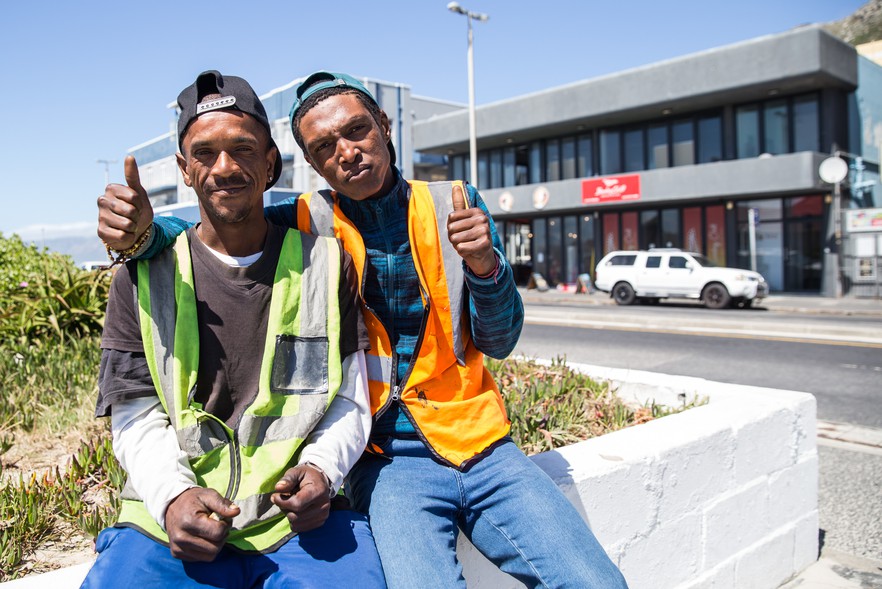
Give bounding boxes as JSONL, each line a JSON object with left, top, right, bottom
{"left": 79, "top": 260, "right": 112, "bottom": 272}
{"left": 594, "top": 249, "right": 768, "bottom": 309}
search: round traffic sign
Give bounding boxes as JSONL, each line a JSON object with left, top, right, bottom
{"left": 818, "top": 156, "right": 848, "bottom": 184}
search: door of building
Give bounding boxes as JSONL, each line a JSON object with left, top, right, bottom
{"left": 785, "top": 219, "right": 822, "bottom": 291}
{"left": 503, "top": 221, "right": 533, "bottom": 285}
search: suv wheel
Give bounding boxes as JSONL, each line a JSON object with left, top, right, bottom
{"left": 613, "top": 282, "right": 636, "bottom": 306}
{"left": 703, "top": 283, "right": 731, "bottom": 309}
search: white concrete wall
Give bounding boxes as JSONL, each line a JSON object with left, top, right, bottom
{"left": 459, "top": 364, "right": 819, "bottom": 589}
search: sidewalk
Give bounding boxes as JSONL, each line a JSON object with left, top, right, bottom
{"left": 518, "top": 286, "right": 882, "bottom": 318}
{"left": 781, "top": 548, "right": 882, "bottom": 588}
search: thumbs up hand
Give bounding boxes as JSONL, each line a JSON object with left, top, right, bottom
{"left": 97, "top": 155, "right": 154, "bottom": 251}
{"left": 446, "top": 184, "right": 497, "bottom": 277}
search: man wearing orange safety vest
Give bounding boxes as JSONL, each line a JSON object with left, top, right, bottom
{"left": 98, "top": 71, "right": 628, "bottom": 589}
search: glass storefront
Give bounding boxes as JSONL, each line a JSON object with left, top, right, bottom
{"left": 514, "top": 196, "right": 824, "bottom": 292}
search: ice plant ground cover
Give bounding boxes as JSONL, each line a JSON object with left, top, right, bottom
{"left": 0, "top": 233, "right": 702, "bottom": 581}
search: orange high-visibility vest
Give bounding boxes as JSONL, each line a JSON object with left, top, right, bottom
{"left": 295, "top": 180, "right": 511, "bottom": 468}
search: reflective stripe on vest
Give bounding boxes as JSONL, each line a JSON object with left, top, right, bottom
{"left": 122, "top": 229, "right": 343, "bottom": 553}
{"left": 297, "top": 182, "right": 510, "bottom": 467}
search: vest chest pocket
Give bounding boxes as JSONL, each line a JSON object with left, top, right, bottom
{"left": 270, "top": 335, "right": 329, "bottom": 395}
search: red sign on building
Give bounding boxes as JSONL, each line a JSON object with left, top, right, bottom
{"left": 582, "top": 174, "right": 641, "bottom": 204}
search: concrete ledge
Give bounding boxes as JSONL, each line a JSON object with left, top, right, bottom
{"left": 3, "top": 364, "right": 818, "bottom": 589}
{"left": 459, "top": 363, "right": 819, "bottom": 589}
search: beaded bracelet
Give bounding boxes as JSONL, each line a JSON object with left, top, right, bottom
{"left": 103, "top": 224, "right": 153, "bottom": 267}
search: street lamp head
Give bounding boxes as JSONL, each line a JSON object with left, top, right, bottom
{"left": 447, "top": 2, "right": 489, "bottom": 21}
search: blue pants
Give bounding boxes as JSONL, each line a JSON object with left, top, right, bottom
{"left": 81, "top": 510, "right": 387, "bottom": 588}
{"left": 346, "top": 437, "right": 629, "bottom": 589}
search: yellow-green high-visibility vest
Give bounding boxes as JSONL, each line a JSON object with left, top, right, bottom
{"left": 116, "top": 228, "right": 343, "bottom": 553}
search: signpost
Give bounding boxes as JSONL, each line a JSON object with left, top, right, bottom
{"left": 748, "top": 208, "right": 759, "bottom": 272}
{"left": 818, "top": 156, "right": 849, "bottom": 297}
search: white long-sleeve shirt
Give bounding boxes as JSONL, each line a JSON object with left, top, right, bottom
{"left": 111, "top": 350, "right": 371, "bottom": 530}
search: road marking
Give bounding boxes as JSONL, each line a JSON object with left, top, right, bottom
{"left": 523, "top": 314, "right": 882, "bottom": 348}
{"left": 817, "top": 420, "right": 882, "bottom": 456}
{"left": 838, "top": 364, "right": 882, "bottom": 372}
{"left": 817, "top": 436, "right": 882, "bottom": 456}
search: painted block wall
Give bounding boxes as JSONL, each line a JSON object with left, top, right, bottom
{"left": 459, "top": 363, "right": 819, "bottom": 589}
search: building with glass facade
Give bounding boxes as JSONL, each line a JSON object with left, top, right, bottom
{"left": 128, "top": 26, "right": 881, "bottom": 296}
{"left": 414, "top": 25, "right": 882, "bottom": 295}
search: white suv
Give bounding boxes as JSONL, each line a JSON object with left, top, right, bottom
{"left": 594, "top": 249, "right": 768, "bottom": 309}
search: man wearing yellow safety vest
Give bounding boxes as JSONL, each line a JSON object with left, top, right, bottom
{"left": 98, "top": 71, "right": 628, "bottom": 588}
{"left": 85, "top": 71, "right": 386, "bottom": 588}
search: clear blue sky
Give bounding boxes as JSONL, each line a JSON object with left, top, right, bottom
{"left": 0, "top": 0, "right": 866, "bottom": 239}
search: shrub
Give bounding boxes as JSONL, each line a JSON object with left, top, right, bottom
{"left": 0, "top": 234, "right": 76, "bottom": 300}
{"left": 489, "top": 356, "right": 704, "bottom": 455}
{"left": 0, "top": 262, "right": 111, "bottom": 344}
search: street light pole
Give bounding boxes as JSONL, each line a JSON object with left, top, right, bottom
{"left": 447, "top": 2, "right": 488, "bottom": 189}
{"left": 96, "top": 159, "right": 117, "bottom": 186}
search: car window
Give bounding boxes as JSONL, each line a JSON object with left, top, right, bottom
{"left": 646, "top": 256, "right": 662, "bottom": 268}
{"left": 608, "top": 255, "right": 637, "bottom": 266}
{"left": 669, "top": 256, "right": 689, "bottom": 269}
{"left": 690, "top": 254, "right": 716, "bottom": 267}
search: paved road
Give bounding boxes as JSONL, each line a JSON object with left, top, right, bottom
{"left": 515, "top": 320, "right": 882, "bottom": 428}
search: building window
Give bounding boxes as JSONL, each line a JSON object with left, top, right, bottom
{"left": 533, "top": 218, "right": 548, "bottom": 278}
{"left": 706, "top": 205, "right": 726, "bottom": 267}
{"left": 547, "top": 217, "right": 563, "bottom": 285}
{"left": 580, "top": 214, "right": 597, "bottom": 276}
{"left": 477, "top": 152, "right": 490, "bottom": 190}
{"left": 451, "top": 155, "right": 465, "bottom": 182}
{"left": 793, "top": 94, "right": 820, "bottom": 153}
{"left": 622, "top": 212, "right": 639, "bottom": 250}
{"left": 672, "top": 120, "right": 695, "bottom": 166}
{"left": 661, "top": 208, "right": 680, "bottom": 248}
{"left": 516, "top": 145, "right": 529, "bottom": 185}
{"left": 764, "top": 99, "right": 789, "bottom": 155}
{"left": 640, "top": 210, "right": 659, "bottom": 249}
{"left": 577, "top": 134, "right": 594, "bottom": 177}
{"left": 647, "top": 123, "right": 669, "bottom": 169}
{"left": 697, "top": 115, "right": 723, "bottom": 163}
{"left": 562, "top": 137, "right": 577, "bottom": 179}
{"left": 529, "top": 142, "right": 543, "bottom": 184}
{"left": 546, "top": 139, "right": 561, "bottom": 182}
{"left": 564, "top": 216, "right": 579, "bottom": 283}
{"left": 489, "top": 149, "right": 503, "bottom": 189}
{"left": 683, "top": 207, "right": 703, "bottom": 253}
{"left": 623, "top": 128, "right": 645, "bottom": 172}
{"left": 503, "top": 147, "right": 516, "bottom": 187}
{"left": 602, "top": 212, "right": 620, "bottom": 253}
{"left": 736, "top": 104, "right": 761, "bottom": 158}
{"left": 786, "top": 195, "right": 823, "bottom": 218}
{"left": 600, "top": 129, "right": 622, "bottom": 175}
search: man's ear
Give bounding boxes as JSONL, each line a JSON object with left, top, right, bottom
{"left": 266, "top": 146, "right": 278, "bottom": 181}
{"left": 176, "top": 153, "right": 193, "bottom": 188}
{"left": 379, "top": 110, "right": 391, "bottom": 141}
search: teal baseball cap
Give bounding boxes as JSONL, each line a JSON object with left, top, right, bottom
{"left": 289, "top": 71, "right": 396, "bottom": 165}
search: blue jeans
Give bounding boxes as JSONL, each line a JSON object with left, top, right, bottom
{"left": 81, "top": 510, "right": 387, "bottom": 588}
{"left": 346, "top": 437, "right": 628, "bottom": 589}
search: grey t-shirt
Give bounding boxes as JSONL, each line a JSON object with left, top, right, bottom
{"left": 96, "top": 222, "right": 368, "bottom": 427}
